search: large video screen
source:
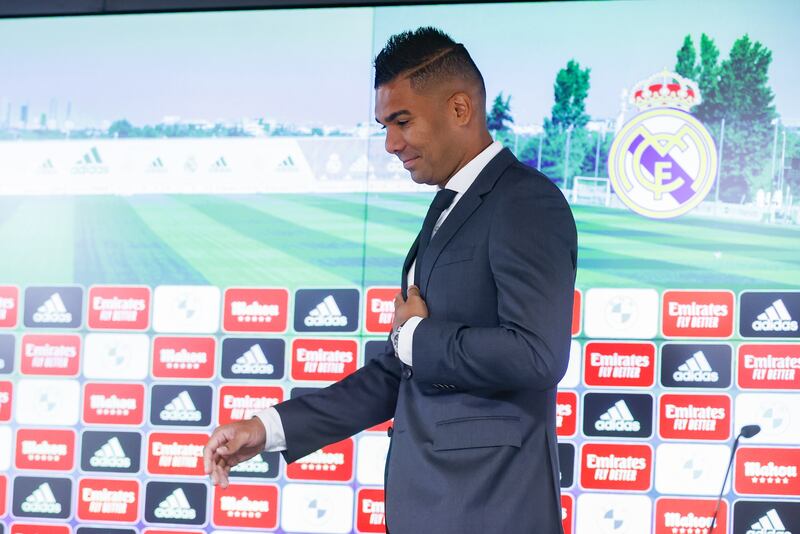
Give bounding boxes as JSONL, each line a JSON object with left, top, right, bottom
{"left": 0, "top": 1, "right": 798, "bottom": 532}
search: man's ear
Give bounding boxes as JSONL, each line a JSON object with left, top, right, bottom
{"left": 448, "top": 91, "right": 473, "bottom": 127}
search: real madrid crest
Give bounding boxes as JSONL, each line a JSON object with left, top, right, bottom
{"left": 608, "top": 70, "right": 718, "bottom": 219}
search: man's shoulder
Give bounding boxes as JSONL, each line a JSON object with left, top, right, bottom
{"left": 493, "top": 159, "right": 569, "bottom": 204}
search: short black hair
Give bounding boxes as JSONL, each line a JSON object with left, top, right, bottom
{"left": 373, "top": 27, "right": 486, "bottom": 101}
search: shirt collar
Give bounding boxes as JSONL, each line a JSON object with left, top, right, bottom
{"left": 442, "top": 140, "right": 504, "bottom": 195}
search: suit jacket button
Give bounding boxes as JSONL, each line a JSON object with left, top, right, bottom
{"left": 402, "top": 367, "right": 412, "bottom": 380}
{"left": 387, "top": 426, "right": 393, "bottom": 437}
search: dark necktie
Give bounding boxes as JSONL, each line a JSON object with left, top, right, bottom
{"left": 413, "top": 188, "right": 457, "bottom": 288}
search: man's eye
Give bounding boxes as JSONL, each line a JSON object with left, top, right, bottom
{"left": 398, "top": 121, "right": 408, "bottom": 127}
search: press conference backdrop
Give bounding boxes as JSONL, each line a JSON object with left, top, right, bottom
{"left": 0, "top": 1, "right": 799, "bottom": 533}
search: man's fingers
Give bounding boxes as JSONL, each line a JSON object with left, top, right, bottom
{"left": 394, "top": 291, "right": 404, "bottom": 306}
{"left": 203, "top": 428, "right": 230, "bottom": 474}
{"left": 407, "top": 285, "right": 420, "bottom": 298}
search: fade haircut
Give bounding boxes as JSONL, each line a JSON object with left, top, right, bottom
{"left": 373, "top": 27, "right": 486, "bottom": 102}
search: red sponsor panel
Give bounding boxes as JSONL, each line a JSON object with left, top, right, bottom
{"left": 212, "top": 483, "right": 279, "bottom": 529}
{"left": 738, "top": 344, "right": 800, "bottom": 390}
{"left": 583, "top": 341, "right": 655, "bottom": 387}
{"left": 0, "top": 381, "right": 12, "bottom": 421}
{"left": 365, "top": 288, "right": 398, "bottom": 333}
{"left": 367, "top": 419, "right": 393, "bottom": 433}
{"left": 356, "top": 488, "right": 386, "bottom": 533}
{"left": 11, "top": 525, "right": 70, "bottom": 534}
{"left": 286, "top": 438, "right": 354, "bottom": 482}
{"left": 662, "top": 290, "right": 734, "bottom": 338}
{"left": 147, "top": 432, "right": 209, "bottom": 476}
{"left": 15, "top": 428, "right": 75, "bottom": 471}
{"left": 291, "top": 338, "right": 358, "bottom": 381}
{"left": 0, "top": 285, "right": 19, "bottom": 328}
{"left": 658, "top": 393, "right": 731, "bottom": 441}
{"left": 580, "top": 442, "right": 653, "bottom": 491}
{"left": 572, "top": 289, "right": 581, "bottom": 336}
{"left": 83, "top": 382, "right": 145, "bottom": 425}
{"left": 20, "top": 334, "right": 81, "bottom": 376}
{"left": 735, "top": 447, "right": 800, "bottom": 496}
{"left": 87, "top": 286, "right": 151, "bottom": 330}
{"left": 0, "top": 475, "right": 6, "bottom": 516}
{"left": 218, "top": 385, "right": 283, "bottom": 425}
{"left": 561, "top": 493, "right": 573, "bottom": 534}
{"left": 223, "top": 288, "right": 289, "bottom": 333}
{"left": 77, "top": 477, "right": 140, "bottom": 522}
{"left": 556, "top": 391, "right": 578, "bottom": 437}
{"left": 152, "top": 336, "right": 216, "bottom": 379}
{"left": 654, "top": 497, "right": 725, "bottom": 534}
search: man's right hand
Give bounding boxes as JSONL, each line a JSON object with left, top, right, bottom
{"left": 203, "top": 417, "right": 266, "bottom": 488}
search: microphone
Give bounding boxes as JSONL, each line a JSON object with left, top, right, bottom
{"left": 708, "top": 424, "right": 761, "bottom": 534}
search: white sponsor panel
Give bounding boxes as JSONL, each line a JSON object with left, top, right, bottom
{"left": 153, "top": 285, "right": 221, "bottom": 334}
{"left": 584, "top": 288, "right": 659, "bottom": 339}
{"left": 83, "top": 333, "right": 149, "bottom": 379}
{"left": 654, "top": 443, "right": 731, "bottom": 495}
{"left": 281, "top": 483, "right": 353, "bottom": 533}
{"left": 356, "top": 435, "right": 390, "bottom": 486}
{"left": 735, "top": 393, "right": 800, "bottom": 445}
{"left": 559, "top": 340, "right": 581, "bottom": 388}
{"left": 0, "top": 425, "right": 11, "bottom": 470}
{"left": 16, "top": 378, "right": 80, "bottom": 425}
{"left": 575, "top": 493, "right": 651, "bottom": 534}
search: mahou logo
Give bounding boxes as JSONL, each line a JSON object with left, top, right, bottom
{"left": 556, "top": 391, "right": 578, "bottom": 437}
{"left": 365, "top": 288, "right": 397, "bottom": 333}
{"left": 212, "top": 483, "right": 278, "bottom": 529}
{"left": 223, "top": 288, "right": 288, "bottom": 333}
{"left": 77, "top": 478, "right": 140, "bottom": 522}
{"left": 0, "top": 381, "right": 12, "bottom": 422}
{"left": 290, "top": 338, "right": 358, "bottom": 381}
{"left": 87, "top": 286, "right": 150, "bottom": 330}
{"left": 218, "top": 385, "right": 283, "bottom": 425}
{"left": 654, "top": 497, "right": 725, "bottom": 534}
{"left": 20, "top": 334, "right": 81, "bottom": 376}
{"left": 286, "top": 438, "right": 354, "bottom": 482}
{"left": 662, "top": 290, "right": 734, "bottom": 337}
{"left": 580, "top": 443, "right": 653, "bottom": 491}
{"left": 735, "top": 447, "right": 800, "bottom": 497}
{"left": 738, "top": 344, "right": 800, "bottom": 390}
{"left": 659, "top": 393, "right": 731, "bottom": 440}
{"left": 147, "top": 432, "right": 208, "bottom": 477}
{"left": 0, "top": 285, "right": 19, "bottom": 327}
{"left": 15, "top": 429, "right": 75, "bottom": 471}
{"left": 152, "top": 336, "right": 216, "bottom": 379}
{"left": 83, "top": 383, "right": 144, "bottom": 425}
{"left": 583, "top": 341, "right": 655, "bottom": 387}
{"left": 356, "top": 488, "right": 386, "bottom": 532}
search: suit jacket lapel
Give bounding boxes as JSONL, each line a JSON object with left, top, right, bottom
{"left": 401, "top": 233, "right": 420, "bottom": 298}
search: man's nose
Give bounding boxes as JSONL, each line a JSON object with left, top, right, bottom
{"left": 384, "top": 127, "right": 404, "bottom": 155}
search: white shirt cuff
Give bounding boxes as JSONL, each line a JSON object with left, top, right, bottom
{"left": 397, "top": 316, "right": 423, "bottom": 366}
{"left": 254, "top": 407, "right": 287, "bottom": 452}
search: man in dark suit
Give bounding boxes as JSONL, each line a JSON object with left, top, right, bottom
{"left": 204, "top": 27, "right": 576, "bottom": 534}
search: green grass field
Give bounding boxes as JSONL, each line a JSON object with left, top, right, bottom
{"left": 1, "top": 193, "right": 798, "bottom": 293}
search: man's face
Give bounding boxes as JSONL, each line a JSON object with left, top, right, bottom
{"left": 375, "top": 77, "right": 457, "bottom": 187}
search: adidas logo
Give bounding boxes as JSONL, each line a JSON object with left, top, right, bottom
{"left": 278, "top": 155, "right": 295, "bottom": 169}
{"left": 32, "top": 292, "right": 72, "bottom": 323}
{"left": 39, "top": 158, "right": 55, "bottom": 171}
{"left": 595, "top": 400, "right": 641, "bottom": 432}
{"left": 21, "top": 482, "right": 62, "bottom": 514}
{"left": 231, "top": 344, "right": 274, "bottom": 375}
{"left": 673, "top": 351, "right": 719, "bottom": 382}
{"left": 211, "top": 156, "right": 229, "bottom": 170}
{"left": 72, "top": 147, "right": 108, "bottom": 174}
{"left": 753, "top": 300, "right": 798, "bottom": 332}
{"left": 746, "top": 508, "right": 791, "bottom": 534}
{"left": 150, "top": 157, "right": 165, "bottom": 169}
{"left": 304, "top": 295, "right": 347, "bottom": 327}
{"left": 160, "top": 391, "right": 202, "bottom": 422}
{"left": 154, "top": 487, "right": 197, "bottom": 520}
{"left": 231, "top": 454, "right": 271, "bottom": 474}
{"left": 90, "top": 436, "right": 131, "bottom": 468}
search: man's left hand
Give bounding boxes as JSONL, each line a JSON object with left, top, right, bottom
{"left": 393, "top": 285, "right": 428, "bottom": 330}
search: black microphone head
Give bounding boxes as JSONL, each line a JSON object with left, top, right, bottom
{"left": 740, "top": 424, "right": 761, "bottom": 438}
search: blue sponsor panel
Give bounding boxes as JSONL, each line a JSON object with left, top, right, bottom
{"left": 582, "top": 392, "right": 654, "bottom": 439}
{"left": 220, "top": 337, "right": 285, "bottom": 380}
{"left": 149, "top": 384, "right": 212, "bottom": 427}
{"left": 228, "top": 451, "right": 281, "bottom": 480}
{"left": 12, "top": 475, "right": 72, "bottom": 519}
{"left": 363, "top": 338, "right": 389, "bottom": 366}
{"left": 660, "top": 343, "right": 733, "bottom": 388}
{"left": 739, "top": 291, "right": 800, "bottom": 338}
{"left": 294, "top": 288, "right": 360, "bottom": 333}
{"left": 80, "top": 430, "right": 142, "bottom": 474}
{"left": 733, "top": 500, "right": 800, "bottom": 534}
{"left": 24, "top": 286, "right": 83, "bottom": 329}
{"left": 143, "top": 480, "right": 207, "bottom": 526}
{"left": 558, "top": 442, "right": 576, "bottom": 488}
{"left": 76, "top": 529, "right": 137, "bottom": 534}
{"left": 0, "top": 334, "right": 14, "bottom": 374}
{"left": 290, "top": 386, "right": 321, "bottom": 399}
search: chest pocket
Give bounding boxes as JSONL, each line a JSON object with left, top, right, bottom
{"left": 434, "top": 245, "right": 475, "bottom": 268}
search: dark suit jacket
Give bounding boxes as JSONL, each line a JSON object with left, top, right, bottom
{"left": 275, "top": 147, "right": 577, "bottom": 534}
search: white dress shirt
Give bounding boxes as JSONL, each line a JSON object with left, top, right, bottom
{"left": 256, "top": 139, "right": 504, "bottom": 452}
